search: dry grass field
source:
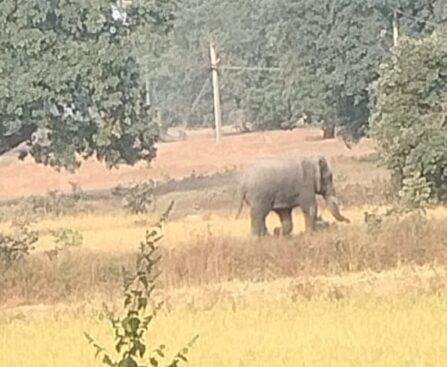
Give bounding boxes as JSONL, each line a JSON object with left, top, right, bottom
{"left": 2, "top": 127, "right": 447, "bottom": 366}
{"left": 3, "top": 293, "right": 447, "bottom": 367}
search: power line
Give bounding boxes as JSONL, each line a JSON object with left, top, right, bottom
{"left": 190, "top": 78, "right": 209, "bottom": 113}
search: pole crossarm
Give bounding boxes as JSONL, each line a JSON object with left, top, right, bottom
{"left": 220, "top": 65, "right": 281, "bottom": 72}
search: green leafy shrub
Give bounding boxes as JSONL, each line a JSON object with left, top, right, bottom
{"left": 0, "top": 183, "right": 84, "bottom": 222}
{"left": 113, "top": 181, "right": 156, "bottom": 214}
{"left": 28, "top": 183, "right": 84, "bottom": 216}
{"left": 85, "top": 201, "right": 198, "bottom": 367}
{"left": 0, "top": 220, "right": 39, "bottom": 272}
{"left": 370, "top": 26, "right": 447, "bottom": 208}
{"left": 44, "top": 227, "right": 84, "bottom": 260}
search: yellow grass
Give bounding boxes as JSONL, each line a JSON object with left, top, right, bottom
{"left": 2, "top": 204, "right": 446, "bottom": 253}
{"left": 1, "top": 294, "right": 447, "bottom": 367}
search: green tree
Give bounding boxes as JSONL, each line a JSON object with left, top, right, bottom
{"left": 273, "top": 0, "right": 447, "bottom": 139}
{"left": 276, "top": 0, "right": 442, "bottom": 140}
{"left": 0, "top": 0, "right": 174, "bottom": 171}
{"left": 370, "top": 26, "right": 447, "bottom": 207}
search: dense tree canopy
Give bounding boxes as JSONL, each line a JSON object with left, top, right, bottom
{"left": 1, "top": 0, "right": 447, "bottom": 172}
{"left": 371, "top": 26, "right": 447, "bottom": 207}
{"left": 0, "top": 0, "right": 174, "bottom": 170}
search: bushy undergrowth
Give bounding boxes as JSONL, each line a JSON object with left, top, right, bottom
{"left": 0, "top": 183, "right": 85, "bottom": 221}
{"left": 0, "top": 217, "right": 84, "bottom": 300}
{"left": 0, "top": 221, "right": 39, "bottom": 273}
{"left": 44, "top": 228, "right": 84, "bottom": 260}
{"left": 2, "top": 209, "right": 447, "bottom": 305}
{"left": 28, "top": 183, "right": 84, "bottom": 216}
{"left": 112, "top": 181, "right": 156, "bottom": 215}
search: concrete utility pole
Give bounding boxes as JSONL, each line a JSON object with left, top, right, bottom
{"left": 145, "top": 77, "right": 151, "bottom": 107}
{"left": 393, "top": 8, "right": 400, "bottom": 47}
{"left": 209, "top": 42, "right": 222, "bottom": 144}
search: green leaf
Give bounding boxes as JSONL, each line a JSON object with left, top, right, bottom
{"left": 122, "top": 316, "right": 140, "bottom": 336}
{"left": 129, "top": 340, "right": 146, "bottom": 358}
{"left": 137, "top": 297, "right": 148, "bottom": 311}
{"left": 116, "top": 337, "right": 128, "bottom": 353}
{"left": 118, "top": 357, "right": 138, "bottom": 367}
{"left": 124, "top": 293, "right": 132, "bottom": 308}
{"left": 103, "top": 355, "right": 115, "bottom": 366}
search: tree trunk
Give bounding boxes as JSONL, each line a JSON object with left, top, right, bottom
{"left": 322, "top": 121, "right": 336, "bottom": 139}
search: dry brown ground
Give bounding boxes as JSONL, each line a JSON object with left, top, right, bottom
{"left": 0, "top": 127, "right": 375, "bottom": 199}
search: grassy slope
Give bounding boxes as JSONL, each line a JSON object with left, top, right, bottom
{"left": 2, "top": 128, "right": 447, "bottom": 366}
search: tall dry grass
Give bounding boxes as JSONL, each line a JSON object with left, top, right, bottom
{"left": 159, "top": 212, "right": 447, "bottom": 286}
{"left": 2, "top": 212, "right": 447, "bottom": 306}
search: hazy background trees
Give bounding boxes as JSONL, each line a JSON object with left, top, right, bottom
{"left": 142, "top": 0, "right": 447, "bottom": 139}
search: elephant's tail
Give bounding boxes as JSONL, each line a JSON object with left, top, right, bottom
{"left": 235, "top": 189, "right": 246, "bottom": 219}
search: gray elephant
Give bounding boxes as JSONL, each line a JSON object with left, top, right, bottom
{"left": 235, "top": 156, "right": 350, "bottom": 236}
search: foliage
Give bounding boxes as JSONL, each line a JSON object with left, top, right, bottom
{"left": 0, "top": 219, "right": 39, "bottom": 272}
{"left": 144, "top": 0, "right": 446, "bottom": 137}
{"left": 0, "top": 183, "right": 84, "bottom": 222}
{"left": 112, "top": 181, "right": 156, "bottom": 214}
{"left": 1, "top": 0, "right": 445, "bottom": 156}
{"left": 28, "top": 182, "right": 84, "bottom": 216}
{"left": 85, "top": 201, "right": 198, "bottom": 367}
{"left": 363, "top": 203, "right": 428, "bottom": 237}
{"left": 0, "top": 0, "right": 175, "bottom": 170}
{"left": 370, "top": 26, "right": 447, "bottom": 207}
{"left": 44, "top": 227, "right": 84, "bottom": 260}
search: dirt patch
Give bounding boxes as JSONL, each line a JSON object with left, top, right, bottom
{"left": 0, "top": 127, "right": 376, "bottom": 200}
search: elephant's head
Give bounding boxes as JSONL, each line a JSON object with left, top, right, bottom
{"left": 314, "top": 156, "right": 350, "bottom": 223}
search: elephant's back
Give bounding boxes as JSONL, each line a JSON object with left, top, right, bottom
{"left": 241, "top": 158, "right": 303, "bottom": 187}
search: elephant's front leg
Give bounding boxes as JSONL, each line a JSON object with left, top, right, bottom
{"left": 250, "top": 204, "right": 270, "bottom": 237}
{"left": 301, "top": 200, "right": 317, "bottom": 233}
{"left": 274, "top": 208, "right": 293, "bottom": 236}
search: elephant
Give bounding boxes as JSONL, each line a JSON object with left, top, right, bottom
{"left": 235, "top": 156, "right": 350, "bottom": 236}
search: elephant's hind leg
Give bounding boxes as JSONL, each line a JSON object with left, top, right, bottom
{"left": 250, "top": 204, "right": 269, "bottom": 237}
{"left": 274, "top": 208, "right": 293, "bottom": 236}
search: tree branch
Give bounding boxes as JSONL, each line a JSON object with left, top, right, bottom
{"left": 0, "top": 124, "right": 36, "bottom": 156}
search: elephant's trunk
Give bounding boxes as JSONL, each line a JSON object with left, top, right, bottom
{"left": 325, "top": 195, "right": 350, "bottom": 223}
